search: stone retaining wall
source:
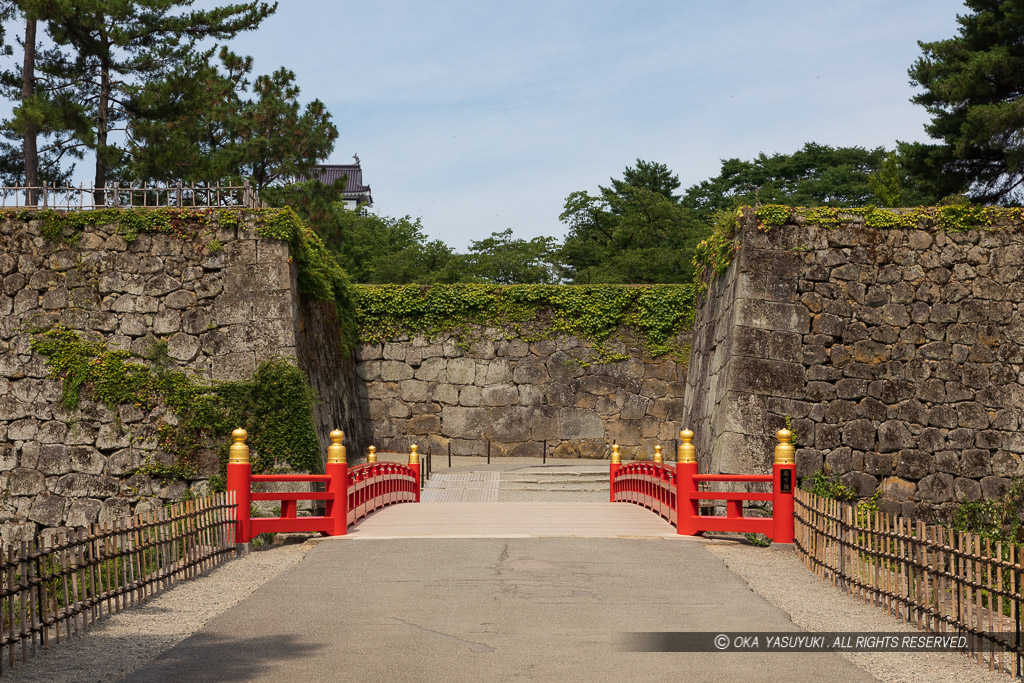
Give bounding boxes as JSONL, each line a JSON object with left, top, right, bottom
{"left": 355, "top": 330, "right": 688, "bottom": 460}
{"left": 0, "top": 212, "right": 364, "bottom": 542}
{"left": 683, "top": 212, "right": 1024, "bottom": 519}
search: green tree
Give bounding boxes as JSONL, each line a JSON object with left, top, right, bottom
{"left": 0, "top": 1, "right": 87, "bottom": 192}
{"left": 682, "top": 142, "right": 941, "bottom": 217}
{"left": 264, "top": 180, "right": 464, "bottom": 284}
{"left": 333, "top": 210, "right": 463, "bottom": 284}
{"left": 604, "top": 159, "right": 682, "bottom": 205}
{"left": 124, "top": 49, "right": 249, "bottom": 185}
{"left": 907, "top": 0, "right": 1024, "bottom": 203}
{"left": 128, "top": 47, "right": 337, "bottom": 189}
{"left": 559, "top": 162, "right": 709, "bottom": 284}
{"left": 464, "top": 228, "right": 559, "bottom": 284}
{"left": 37, "top": 0, "right": 276, "bottom": 200}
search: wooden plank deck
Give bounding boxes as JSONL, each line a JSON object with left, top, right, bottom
{"left": 337, "top": 502, "right": 683, "bottom": 539}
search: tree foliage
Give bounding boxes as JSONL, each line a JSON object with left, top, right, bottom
{"left": 908, "top": 0, "right": 1024, "bottom": 203}
{"left": 463, "top": 228, "right": 559, "bottom": 284}
{"left": 264, "top": 180, "right": 463, "bottom": 284}
{"left": 1, "top": 0, "right": 275, "bottom": 196}
{"left": 559, "top": 160, "right": 708, "bottom": 284}
{"left": 681, "top": 143, "right": 940, "bottom": 218}
{"left": 604, "top": 159, "right": 681, "bottom": 205}
{"left": 0, "top": 1, "right": 89, "bottom": 188}
{"left": 129, "top": 47, "right": 337, "bottom": 188}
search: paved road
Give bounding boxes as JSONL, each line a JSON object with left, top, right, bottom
{"left": 341, "top": 502, "right": 680, "bottom": 538}
{"left": 125, "top": 537, "right": 875, "bottom": 683}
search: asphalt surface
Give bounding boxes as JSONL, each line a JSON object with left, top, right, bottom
{"left": 124, "top": 537, "right": 876, "bottom": 683}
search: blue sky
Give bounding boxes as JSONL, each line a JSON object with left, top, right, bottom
{"left": 33, "top": 1, "right": 973, "bottom": 249}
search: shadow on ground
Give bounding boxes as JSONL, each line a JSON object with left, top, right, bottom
{"left": 123, "top": 633, "right": 324, "bottom": 682}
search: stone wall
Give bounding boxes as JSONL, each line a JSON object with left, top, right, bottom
{"left": 355, "top": 330, "right": 688, "bottom": 460}
{"left": 295, "top": 298, "right": 369, "bottom": 457}
{"left": 0, "top": 212, "right": 364, "bottom": 542}
{"left": 683, "top": 212, "right": 1024, "bottom": 518}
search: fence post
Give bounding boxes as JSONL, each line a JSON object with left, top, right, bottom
{"left": 226, "top": 429, "right": 252, "bottom": 544}
{"left": 609, "top": 444, "right": 621, "bottom": 502}
{"left": 325, "top": 430, "right": 348, "bottom": 536}
{"left": 772, "top": 429, "right": 796, "bottom": 543}
{"left": 676, "top": 429, "right": 699, "bottom": 536}
{"left": 409, "top": 445, "right": 421, "bottom": 502}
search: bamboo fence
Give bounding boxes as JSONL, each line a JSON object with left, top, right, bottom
{"left": 794, "top": 488, "right": 1022, "bottom": 676}
{"left": 0, "top": 181, "right": 265, "bottom": 210}
{"left": 0, "top": 493, "right": 237, "bottom": 674}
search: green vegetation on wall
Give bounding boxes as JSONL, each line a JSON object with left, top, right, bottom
{"left": 30, "top": 326, "right": 321, "bottom": 478}
{"left": 22, "top": 206, "right": 358, "bottom": 349}
{"left": 950, "top": 479, "right": 1024, "bottom": 543}
{"left": 751, "top": 203, "right": 1024, "bottom": 233}
{"left": 353, "top": 284, "right": 695, "bottom": 362}
{"left": 691, "top": 203, "right": 1024, "bottom": 294}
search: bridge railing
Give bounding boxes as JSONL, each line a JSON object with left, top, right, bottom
{"left": 610, "top": 429, "right": 796, "bottom": 543}
{"left": 347, "top": 445, "right": 420, "bottom": 526}
{"left": 608, "top": 445, "right": 677, "bottom": 526}
{"left": 227, "top": 430, "right": 421, "bottom": 543}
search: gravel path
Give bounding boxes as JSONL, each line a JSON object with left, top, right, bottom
{"left": 5, "top": 543, "right": 312, "bottom": 683}
{"left": 702, "top": 540, "right": 1009, "bottom": 683}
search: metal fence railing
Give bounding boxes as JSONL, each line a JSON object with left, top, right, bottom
{"left": 0, "top": 182, "right": 265, "bottom": 210}
{"left": 795, "top": 488, "right": 1022, "bottom": 677}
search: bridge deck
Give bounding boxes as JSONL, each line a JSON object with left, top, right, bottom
{"left": 337, "top": 502, "right": 682, "bottom": 539}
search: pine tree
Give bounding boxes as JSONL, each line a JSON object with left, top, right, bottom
{"left": 128, "top": 47, "right": 338, "bottom": 190}
{"left": 908, "top": 0, "right": 1024, "bottom": 202}
{"left": 33, "top": 0, "right": 276, "bottom": 201}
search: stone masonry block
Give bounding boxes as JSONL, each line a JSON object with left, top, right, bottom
{"left": 728, "top": 357, "right": 806, "bottom": 399}
{"left": 559, "top": 408, "right": 604, "bottom": 440}
{"left": 735, "top": 299, "right": 810, "bottom": 334}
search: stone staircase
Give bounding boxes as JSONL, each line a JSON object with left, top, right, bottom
{"left": 500, "top": 466, "right": 608, "bottom": 493}
{"left": 421, "top": 465, "right": 609, "bottom": 503}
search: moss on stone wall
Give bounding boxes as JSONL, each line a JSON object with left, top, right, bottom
{"left": 692, "top": 204, "right": 1024, "bottom": 294}
{"left": 21, "top": 206, "right": 358, "bottom": 350}
{"left": 30, "top": 326, "right": 321, "bottom": 478}
{"left": 354, "top": 283, "right": 695, "bottom": 362}
{"left": 753, "top": 203, "right": 1024, "bottom": 233}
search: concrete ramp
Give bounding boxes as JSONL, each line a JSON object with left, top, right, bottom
{"left": 336, "top": 502, "right": 683, "bottom": 539}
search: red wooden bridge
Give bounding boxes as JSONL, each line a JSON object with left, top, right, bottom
{"left": 226, "top": 428, "right": 796, "bottom": 543}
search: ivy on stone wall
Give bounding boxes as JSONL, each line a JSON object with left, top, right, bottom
{"left": 29, "top": 325, "right": 321, "bottom": 478}
{"left": 752, "top": 203, "right": 1024, "bottom": 233}
{"left": 19, "top": 206, "right": 358, "bottom": 349}
{"left": 353, "top": 284, "right": 695, "bottom": 362}
{"left": 692, "top": 204, "right": 1024, "bottom": 294}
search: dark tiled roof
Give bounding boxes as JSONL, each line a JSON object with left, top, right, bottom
{"left": 299, "top": 165, "right": 371, "bottom": 193}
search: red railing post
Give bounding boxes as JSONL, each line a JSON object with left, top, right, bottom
{"left": 609, "top": 444, "right": 621, "bottom": 502}
{"left": 325, "top": 429, "right": 349, "bottom": 536}
{"left": 772, "top": 429, "right": 796, "bottom": 543}
{"left": 409, "top": 444, "right": 421, "bottom": 502}
{"left": 676, "top": 429, "right": 700, "bottom": 536}
{"left": 226, "top": 428, "right": 252, "bottom": 543}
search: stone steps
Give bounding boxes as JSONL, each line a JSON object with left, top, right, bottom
{"left": 501, "top": 469, "right": 607, "bottom": 492}
{"left": 502, "top": 474, "right": 607, "bottom": 482}
{"left": 501, "top": 484, "right": 607, "bottom": 492}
